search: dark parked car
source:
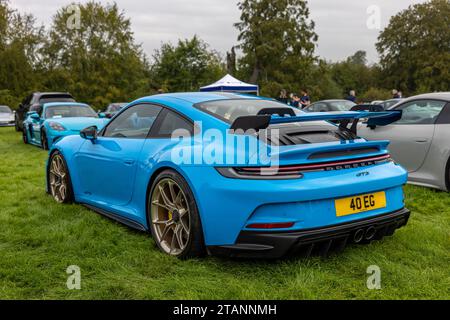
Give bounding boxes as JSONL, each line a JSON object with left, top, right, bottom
{"left": 15, "top": 92, "right": 75, "bottom": 131}
{"left": 303, "top": 99, "right": 357, "bottom": 112}
{"left": 103, "top": 103, "right": 127, "bottom": 118}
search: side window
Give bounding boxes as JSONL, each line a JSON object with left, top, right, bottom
{"left": 103, "top": 104, "right": 162, "bottom": 138}
{"left": 151, "top": 109, "right": 194, "bottom": 138}
{"left": 396, "top": 100, "right": 446, "bottom": 125}
{"left": 312, "top": 103, "right": 327, "bottom": 112}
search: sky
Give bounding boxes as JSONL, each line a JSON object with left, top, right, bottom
{"left": 11, "top": 0, "right": 424, "bottom": 63}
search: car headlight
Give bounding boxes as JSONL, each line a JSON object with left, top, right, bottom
{"left": 48, "top": 122, "right": 67, "bottom": 132}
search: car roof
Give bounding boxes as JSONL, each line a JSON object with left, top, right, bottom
{"left": 128, "top": 92, "right": 274, "bottom": 128}
{"left": 43, "top": 102, "right": 89, "bottom": 108}
{"left": 34, "top": 92, "right": 72, "bottom": 96}
{"left": 137, "top": 92, "right": 261, "bottom": 104}
{"left": 402, "top": 92, "right": 450, "bottom": 101}
{"left": 311, "top": 99, "right": 353, "bottom": 104}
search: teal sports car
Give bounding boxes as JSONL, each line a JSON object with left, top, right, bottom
{"left": 23, "top": 102, "right": 110, "bottom": 150}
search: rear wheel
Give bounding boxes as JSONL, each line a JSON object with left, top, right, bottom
{"left": 48, "top": 151, "right": 74, "bottom": 203}
{"left": 22, "top": 126, "right": 28, "bottom": 144}
{"left": 41, "top": 129, "right": 49, "bottom": 150}
{"left": 446, "top": 157, "right": 450, "bottom": 192}
{"left": 148, "top": 170, "right": 205, "bottom": 259}
{"left": 15, "top": 114, "right": 21, "bottom": 132}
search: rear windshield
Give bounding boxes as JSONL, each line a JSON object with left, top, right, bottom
{"left": 39, "top": 96, "right": 75, "bottom": 104}
{"left": 196, "top": 99, "right": 301, "bottom": 123}
{"left": 0, "top": 106, "right": 12, "bottom": 113}
{"left": 45, "top": 105, "right": 98, "bottom": 119}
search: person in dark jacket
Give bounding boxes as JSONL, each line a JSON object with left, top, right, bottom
{"left": 277, "top": 89, "right": 289, "bottom": 105}
{"left": 300, "top": 89, "right": 311, "bottom": 109}
{"left": 291, "top": 94, "right": 301, "bottom": 108}
{"left": 346, "top": 90, "right": 357, "bottom": 103}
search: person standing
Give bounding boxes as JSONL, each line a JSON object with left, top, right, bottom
{"left": 392, "top": 89, "right": 401, "bottom": 99}
{"left": 300, "top": 89, "right": 311, "bottom": 109}
{"left": 277, "top": 89, "right": 289, "bottom": 105}
{"left": 291, "top": 94, "right": 301, "bottom": 108}
{"left": 346, "top": 90, "right": 357, "bottom": 103}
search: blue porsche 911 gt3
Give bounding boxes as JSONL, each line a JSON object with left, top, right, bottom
{"left": 46, "top": 92, "right": 410, "bottom": 259}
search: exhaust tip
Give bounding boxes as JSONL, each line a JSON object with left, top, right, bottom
{"left": 365, "top": 226, "right": 377, "bottom": 241}
{"left": 353, "top": 229, "right": 365, "bottom": 243}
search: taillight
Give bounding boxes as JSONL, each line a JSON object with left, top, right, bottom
{"left": 216, "top": 154, "right": 391, "bottom": 179}
{"left": 215, "top": 167, "right": 302, "bottom": 179}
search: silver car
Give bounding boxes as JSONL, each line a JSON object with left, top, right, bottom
{"left": 358, "top": 92, "right": 450, "bottom": 191}
{"left": 0, "top": 105, "right": 15, "bottom": 127}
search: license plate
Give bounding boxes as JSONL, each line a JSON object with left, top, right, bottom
{"left": 335, "top": 191, "right": 386, "bottom": 217}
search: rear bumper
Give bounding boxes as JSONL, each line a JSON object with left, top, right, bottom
{"left": 208, "top": 208, "right": 410, "bottom": 259}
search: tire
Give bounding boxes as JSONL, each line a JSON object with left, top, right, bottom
{"left": 15, "top": 114, "right": 21, "bottom": 132}
{"left": 41, "top": 129, "right": 49, "bottom": 150}
{"left": 445, "top": 157, "right": 450, "bottom": 192}
{"left": 148, "top": 169, "right": 205, "bottom": 259}
{"left": 22, "top": 126, "right": 28, "bottom": 144}
{"left": 47, "top": 151, "right": 74, "bottom": 204}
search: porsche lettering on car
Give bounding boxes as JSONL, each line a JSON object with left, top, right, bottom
{"left": 46, "top": 92, "right": 410, "bottom": 259}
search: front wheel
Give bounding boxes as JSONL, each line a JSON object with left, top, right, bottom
{"left": 41, "top": 129, "right": 49, "bottom": 150}
{"left": 48, "top": 151, "right": 74, "bottom": 203}
{"left": 148, "top": 170, "right": 205, "bottom": 259}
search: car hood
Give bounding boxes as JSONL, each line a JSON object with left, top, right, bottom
{"left": 0, "top": 113, "right": 14, "bottom": 121}
{"left": 46, "top": 117, "right": 109, "bottom": 131}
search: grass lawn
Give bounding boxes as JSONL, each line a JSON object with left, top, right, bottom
{"left": 0, "top": 126, "right": 448, "bottom": 300}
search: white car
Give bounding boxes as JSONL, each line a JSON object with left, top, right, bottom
{"left": 0, "top": 105, "right": 15, "bottom": 127}
{"left": 359, "top": 92, "right": 450, "bottom": 191}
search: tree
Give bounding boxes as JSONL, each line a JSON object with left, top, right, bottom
{"left": 0, "top": 0, "right": 44, "bottom": 107}
{"left": 150, "top": 36, "right": 225, "bottom": 92}
{"left": 376, "top": 0, "right": 450, "bottom": 94}
{"left": 234, "top": 0, "right": 317, "bottom": 95}
{"left": 41, "top": 1, "right": 150, "bottom": 107}
{"left": 329, "top": 51, "right": 378, "bottom": 98}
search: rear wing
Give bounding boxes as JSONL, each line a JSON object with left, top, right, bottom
{"left": 230, "top": 109, "right": 402, "bottom": 135}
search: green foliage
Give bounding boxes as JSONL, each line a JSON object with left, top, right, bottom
{"left": 0, "top": 0, "right": 44, "bottom": 108}
{"left": 328, "top": 51, "right": 379, "bottom": 99}
{"left": 359, "top": 87, "right": 392, "bottom": 102}
{"left": 235, "top": 0, "right": 317, "bottom": 96}
{"left": 376, "top": 0, "right": 450, "bottom": 94}
{"left": 150, "top": 36, "right": 225, "bottom": 92}
{"left": 308, "top": 60, "right": 343, "bottom": 100}
{"left": 41, "top": 1, "right": 150, "bottom": 109}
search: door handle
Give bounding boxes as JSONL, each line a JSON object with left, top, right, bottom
{"left": 415, "top": 139, "right": 428, "bottom": 143}
{"left": 124, "top": 159, "right": 135, "bottom": 165}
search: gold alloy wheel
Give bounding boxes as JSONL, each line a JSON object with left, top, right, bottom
{"left": 49, "top": 154, "right": 68, "bottom": 203}
{"left": 151, "top": 178, "right": 191, "bottom": 255}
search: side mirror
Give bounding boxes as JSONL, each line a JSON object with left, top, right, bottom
{"left": 98, "top": 112, "right": 106, "bottom": 118}
{"left": 80, "top": 126, "right": 98, "bottom": 141}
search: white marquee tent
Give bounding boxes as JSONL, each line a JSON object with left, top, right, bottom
{"left": 200, "top": 74, "right": 259, "bottom": 95}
